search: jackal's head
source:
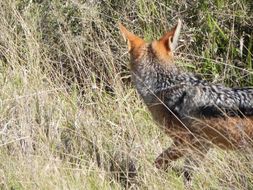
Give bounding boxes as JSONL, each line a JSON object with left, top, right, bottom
{"left": 119, "top": 20, "right": 182, "bottom": 70}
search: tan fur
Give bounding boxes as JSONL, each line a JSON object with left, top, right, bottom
{"left": 192, "top": 117, "right": 253, "bottom": 149}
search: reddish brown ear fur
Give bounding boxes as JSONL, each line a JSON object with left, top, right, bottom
{"left": 119, "top": 23, "right": 145, "bottom": 58}
{"left": 151, "top": 19, "right": 182, "bottom": 62}
{"left": 159, "top": 19, "right": 182, "bottom": 52}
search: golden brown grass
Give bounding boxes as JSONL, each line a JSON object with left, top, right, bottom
{"left": 0, "top": 0, "right": 252, "bottom": 189}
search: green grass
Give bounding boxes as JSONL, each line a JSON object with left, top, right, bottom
{"left": 0, "top": 0, "right": 252, "bottom": 189}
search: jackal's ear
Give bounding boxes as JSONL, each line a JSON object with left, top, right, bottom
{"left": 119, "top": 23, "right": 145, "bottom": 52}
{"left": 159, "top": 19, "right": 182, "bottom": 52}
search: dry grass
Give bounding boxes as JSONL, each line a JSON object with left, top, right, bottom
{"left": 0, "top": 0, "right": 252, "bottom": 189}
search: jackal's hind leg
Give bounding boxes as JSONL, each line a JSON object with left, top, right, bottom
{"left": 183, "top": 143, "right": 210, "bottom": 187}
{"left": 154, "top": 141, "right": 186, "bottom": 171}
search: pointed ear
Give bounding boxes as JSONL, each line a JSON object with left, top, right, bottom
{"left": 159, "top": 19, "right": 182, "bottom": 52}
{"left": 119, "top": 23, "right": 145, "bottom": 51}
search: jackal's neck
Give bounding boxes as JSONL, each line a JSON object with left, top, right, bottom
{"left": 131, "top": 58, "right": 205, "bottom": 102}
{"left": 130, "top": 57, "right": 175, "bottom": 101}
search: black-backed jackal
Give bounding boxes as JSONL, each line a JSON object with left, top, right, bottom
{"left": 119, "top": 19, "right": 253, "bottom": 183}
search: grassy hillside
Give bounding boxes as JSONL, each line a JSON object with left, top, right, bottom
{"left": 0, "top": 0, "right": 252, "bottom": 189}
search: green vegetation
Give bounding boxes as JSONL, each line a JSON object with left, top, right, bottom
{"left": 0, "top": 0, "right": 252, "bottom": 189}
